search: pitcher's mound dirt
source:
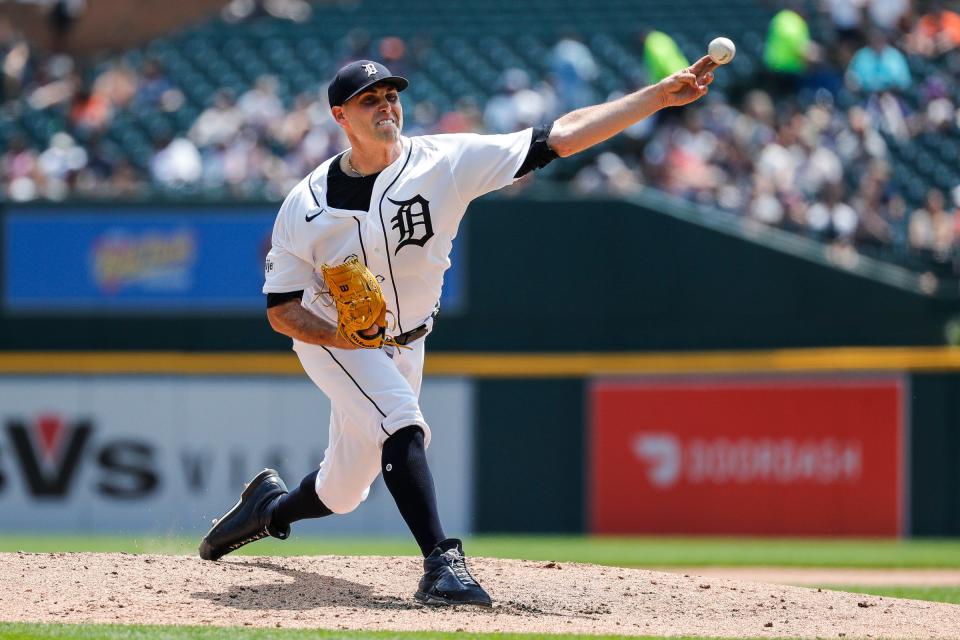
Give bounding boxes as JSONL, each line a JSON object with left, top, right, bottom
{"left": 1, "top": 552, "right": 957, "bottom": 639}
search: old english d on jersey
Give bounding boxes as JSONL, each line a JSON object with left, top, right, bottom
{"left": 263, "top": 130, "right": 531, "bottom": 335}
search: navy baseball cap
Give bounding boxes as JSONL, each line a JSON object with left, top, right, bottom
{"left": 328, "top": 60, "right": 409, "bottom": 107}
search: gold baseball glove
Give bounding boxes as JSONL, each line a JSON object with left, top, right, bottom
{"left": 320, "top": 257, "right": 399, "bottom": 349}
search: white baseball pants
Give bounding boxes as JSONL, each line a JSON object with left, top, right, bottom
{"left": 291, "top": 338, "right": 431, "bottom": 514}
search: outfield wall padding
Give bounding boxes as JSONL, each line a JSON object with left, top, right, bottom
{"left": 910, "top": 374, "right": 960, "bottom": 536}
{"left": 474, "top": 379, "right": 585, "bottom": 533}
{"left": 3, "top": 199, "right": 956, "bottom": 351}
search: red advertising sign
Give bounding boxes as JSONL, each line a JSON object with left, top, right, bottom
{"left": 590, "top": 378, "right": 904, "bottom": 536}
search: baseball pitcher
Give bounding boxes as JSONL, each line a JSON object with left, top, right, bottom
{"left": 200, "top": 55, "right": 716, "bottom": 606}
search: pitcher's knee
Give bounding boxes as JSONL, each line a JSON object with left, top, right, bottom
{"left": 381, "top": 412, "right": 431, "bottom": 448}
{"left": 316, "top": 484, "right": 370, "bottom": 515}
{"left": 381, "top": 396, "right": 425, "bottom": 428}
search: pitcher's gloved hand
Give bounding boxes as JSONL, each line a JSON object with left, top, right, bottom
{"left": 321, "top": 256, "right": 401, "bottom": 349}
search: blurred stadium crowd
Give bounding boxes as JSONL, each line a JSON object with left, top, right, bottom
{"left": 1, "top": 0, "right": 959, "bottom": 273}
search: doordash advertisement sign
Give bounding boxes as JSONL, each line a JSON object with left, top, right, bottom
{"left": 590, "top": 378, "right": 905, "bottom": 536}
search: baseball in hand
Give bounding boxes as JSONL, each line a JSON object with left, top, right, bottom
{"left": 708, "top": 37, "right": 736, "bottom": 65}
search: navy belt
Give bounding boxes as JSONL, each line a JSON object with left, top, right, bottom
{"left": 393, "top": 308, "right": 439, "bottom": 346}
{"left": 393, "top": 324, "right": 429, "bottom": 346}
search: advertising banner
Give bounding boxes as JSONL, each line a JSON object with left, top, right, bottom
{"left": 4, "top": 209, "right": 274, "bottom": 312}
{"left": 590, "top": 378, "right": 905, "bottom": 536}
{"left": 3, "top": 207, "right": 466, "bottom": 314}
{"left": 0, "top": 376, "right": 474, "bottom": 535}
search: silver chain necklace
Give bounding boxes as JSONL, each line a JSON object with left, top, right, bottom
{"left": 346, "top": 152, "right": 365, "bottom": 178}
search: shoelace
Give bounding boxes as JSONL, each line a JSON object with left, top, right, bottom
{"left": 442, "top": 549, "right": 478, "bottom": 585}
{"left": 226, "top": 527, "right": 270, "bottom": 552}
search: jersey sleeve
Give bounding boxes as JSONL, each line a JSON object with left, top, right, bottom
{"left": 262, "top": 203, "right": 316, "bottom": 294}
{"left": 437, "top": 129, "right": 533, "bottom": 202}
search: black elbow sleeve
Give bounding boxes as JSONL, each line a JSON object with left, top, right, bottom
{"left": 514, "top": 122, "right": 559, "bottom": 178}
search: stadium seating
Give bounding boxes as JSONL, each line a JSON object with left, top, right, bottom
{"left": 2, "top": 0, "right": 774, "bottom": 168}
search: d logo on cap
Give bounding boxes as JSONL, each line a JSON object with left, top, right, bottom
{"left": 327, "top": 60, "right": 409, "bottom": 108}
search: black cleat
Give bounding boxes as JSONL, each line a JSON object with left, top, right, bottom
{"left": 198, "top": 468, "right": 289, "bottom": 561}
{"left": 415, "top": 538, "right": 492, "bottom": 607}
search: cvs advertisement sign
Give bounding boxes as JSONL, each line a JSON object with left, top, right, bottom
{"left": 590, "top": 378, "right": 904, "bottom": 536}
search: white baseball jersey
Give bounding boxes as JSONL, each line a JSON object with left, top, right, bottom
{"left": 262, "top": 128, "right": 534, "bottom": 513}
{"left": 263, "top": 129, "right": 532, "bottom": 333}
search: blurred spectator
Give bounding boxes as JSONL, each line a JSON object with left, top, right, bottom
{"left": 866, "top": 0, "right": 910, "bottom": 32}
{"left": 1, "top": 135, "right": 40, "bottom": 201}
{"left": 437, "top": 98, "right": 483, "bottom": 134}
{"left": 222, "top": 127, "right": 266, "bottom": 194}
{"left": 572, "top": 151, "right": 641, "bottom": 195}
{"left": 26, "top": 54, "right": 77, "bottom": 110}
{"left": 799, "top": 141, "right": 844, "bottom": 198}
{"left": 921, "top": 76, "right": 956, "bottom": 133}
{"left": 668, "top": 110, "right": 720, "bottom": 195}
{"left": 483, "top": 68, "right": 553, "bottom": 133}
{"left": 238, "top": 76, "right": 284, "bottom": 135}
{"left": 1, "top": 20, "right": 31, "bottom": 103}
{"left": 550, "top": 34, "right": 598, "bottom": 110}
{"left": 407, "top": 100, "right": 438, "bottom": 136}
{"left": 222, "top": 0, "right": 311, "bottom": 23}
{"left": 879, "top": 193, "right": 910, "bottom": 253}
{"left": 853, "top": 161, "right": 896, "bottom": 247}
{"left": 846, "top": 30, "right": 911, "bottom": 93}
{"left": 905, "top": 2, "right": 960, "bottom": 56}
{"left": 642, "top": 30, "right": 689, "bottom": 84}
{"left": 150, "top": 135, "right": 202, "bottom": 187}
{"left": 190, "top": 89, "right": 244, "bottom": 148}
{"left": 135, "top": 58, "right": 174, "bottom": 109}
{"left": 68, "top": 86, "right": 111, "bottom": 134}
{"left": 807, "top": 182, "right": 859, "bottom": 243}
{"left": 749, "top": 177, "right": 786, "bottom": 226}
{"left": 91, "top": 61, "right": 138, "bottom": 110}
{"left": 755, "top": 121, "right": 801, "bottom": 194}
{"left": 74, "top": 135, "right": 117, "bottom": 186}
{"left": 38, "top": 132, "right": 88, "bottom": 199}
{"left": 273, "top": 91, "right": 315, "bottom": 149}
{"left": 378, "top": 36, "right": 409, "bottom": 77}
{"left": 823, "top": 0, "right": 865, "bottom": 43}
{"left": 764, "top": 9, "right": 814, "bottom": 75}
{"left": 834, "top": 105, "right": 888, "bottom": 180}
{"left": 909, "top": 188, "right": 955, "bottom": 262}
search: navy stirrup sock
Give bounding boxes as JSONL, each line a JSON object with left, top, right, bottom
{"left": 271, "top": 469, "right": 333, "bottom": 528}
{"left": 382, "top": 426, "right": 446, "bottom": 557}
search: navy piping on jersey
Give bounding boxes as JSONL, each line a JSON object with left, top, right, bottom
{"left": 353, "top": 216, "right": 368, "bottom": 264}
{"left": 377, "top": 144, "right": 413, "bottom": 333}
{"left": 319, "top": 345, "right": 387, "bottom": 419}
{"left": 307, "top": 167, "right": 324, "bottom": 210}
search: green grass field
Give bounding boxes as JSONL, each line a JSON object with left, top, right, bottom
{"left": 0, "top": 625, "right": 758, "bottom": 640}
{"left": 3, "top": 535, "right": 959, "bottom": 640}
{"left": 2, "top": 534, "right": 960, "bottom": 568}
{"left": 820, "top": 585, "right": 960, "bottom": 604}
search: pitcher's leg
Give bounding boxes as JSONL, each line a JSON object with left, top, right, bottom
{"left": 271, "top": 469, "right": 332, "bottom": 527}
{"left": 381, "top": 425, "right": 445, "bottom": 556}
{"left": 313, "top": 406, "right": 384, "bottom": 514}
{"left": 294, "top": 340, "right": 431, "bottom": 443}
